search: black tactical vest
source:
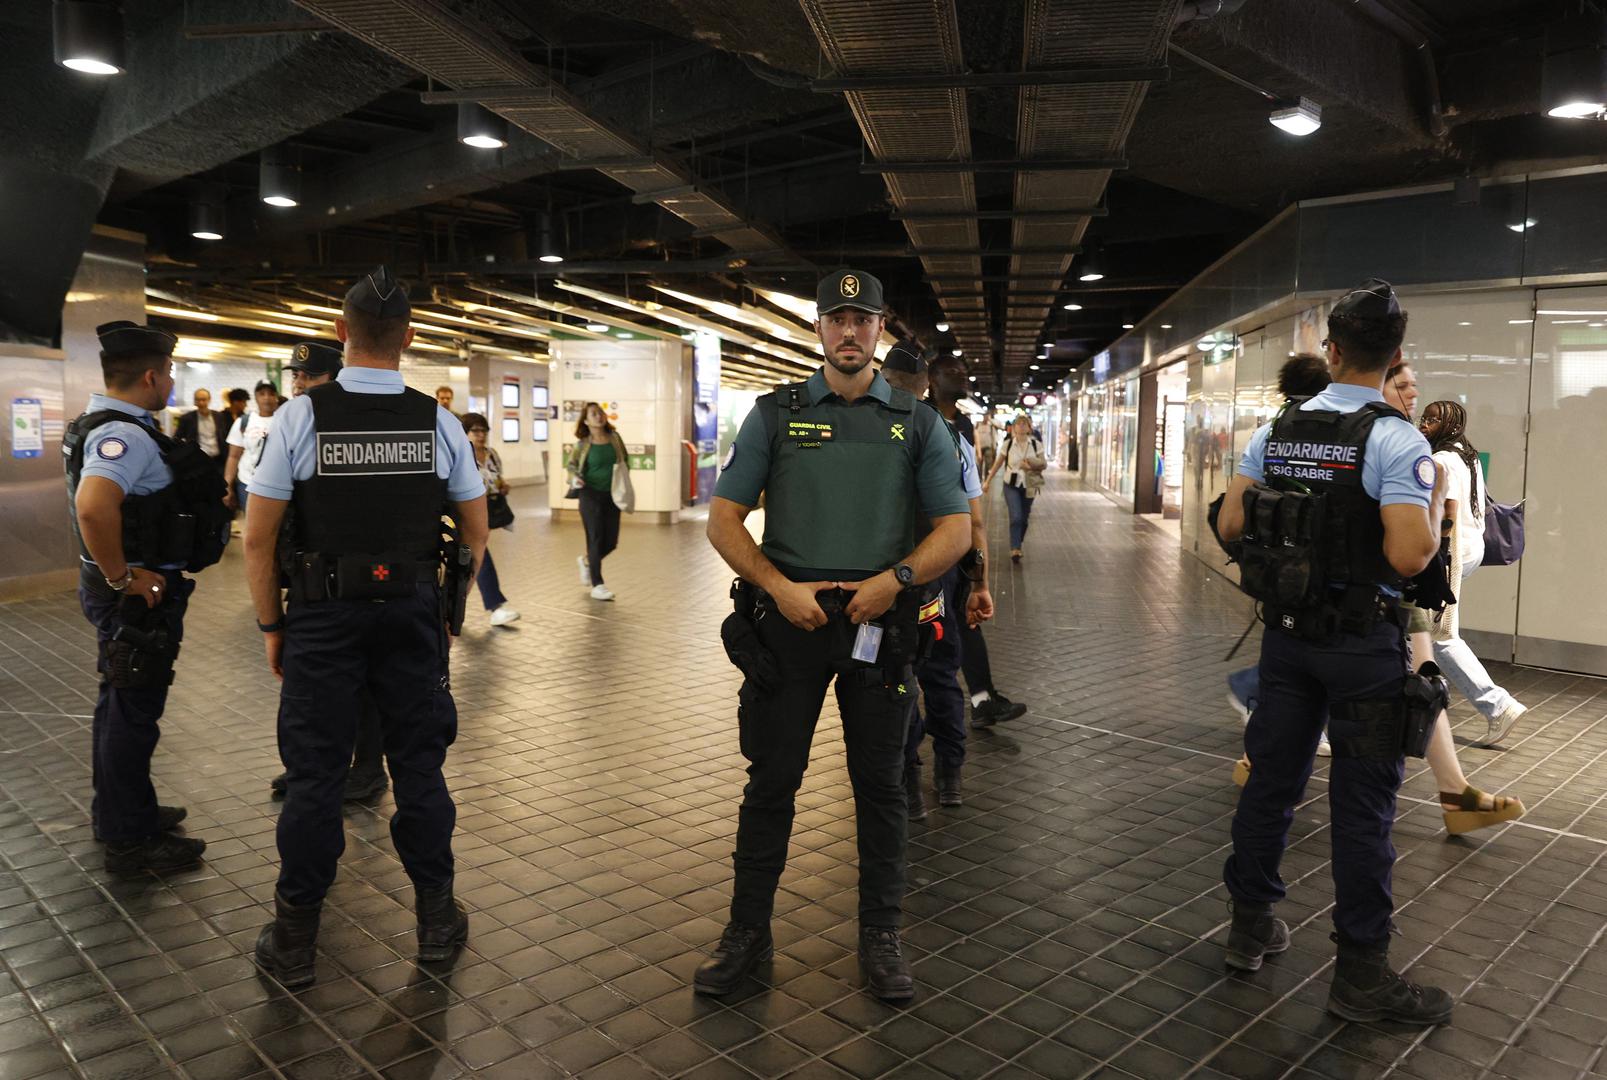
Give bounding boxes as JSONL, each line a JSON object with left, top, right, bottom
{"left": 291, "top": 383, "right": 446, "bottom": 560}
{"left": 1239, "top": 399, "right": 1406, "bottom": 617}
{"left": 63, "top": 411, "right": 230, "bottom": 572}
{"left": 759, "top": 381, "right": 923, "bottom": 578}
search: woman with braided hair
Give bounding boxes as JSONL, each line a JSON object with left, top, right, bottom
{"left": 1421, "top": 400, "right": 1528, "bottom": 769}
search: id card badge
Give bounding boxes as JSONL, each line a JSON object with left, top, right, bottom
{"left": 852, "top": 623, "right": 884, "bottom": 664}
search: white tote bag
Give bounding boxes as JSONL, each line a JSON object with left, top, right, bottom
{"left": 611, "top": 462, "right": 635, "bottom": 513}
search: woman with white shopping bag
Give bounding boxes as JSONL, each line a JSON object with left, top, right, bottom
{"left": 565, "top": 402, "right": 631, "bottom": 601}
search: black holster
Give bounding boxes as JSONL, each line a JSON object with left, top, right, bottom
{"left": 104, "top": 595, "right": 178, "bottom": 689}
{"left": 1330, "top": 661, "right": 1447, "bottom": 761}
{"left": 724, "top": 580, "right": 780, "bottom": 693}
{"left": 443, "top": 544, "right": 472, "bottom": 635}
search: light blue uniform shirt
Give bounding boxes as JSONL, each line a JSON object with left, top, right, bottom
{"left": 77, "top": 393, "right": 170, "bottom": 496}
{"left": 1238, "top": 382, "right": 1433, "bottom": 508}
{"left": 958, "top": 431, "right": 982, "bottom": 501}
{"left": 250, "top": 367, "right": 484, "bottom": 503}
{"left": 75, "top": 393, "right": 186, "bottom": 569}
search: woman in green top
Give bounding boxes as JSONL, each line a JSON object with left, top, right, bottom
{"left": 566, "top": 402, "right": 629, "bottom": 601}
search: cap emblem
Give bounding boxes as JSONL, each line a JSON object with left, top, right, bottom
{"left": 294, "top": 344, "right": 310, "bottom": 361}
{"left": 840, "top": 274, "right": 860, "bottom": 299}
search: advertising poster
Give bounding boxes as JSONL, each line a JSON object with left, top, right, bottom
{"left": 11, "top": 397, "right": 42, "bottom": 458}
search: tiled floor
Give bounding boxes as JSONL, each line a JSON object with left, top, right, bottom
{"left": 2, "top": 475, "right": 1606, "bottom": 1080}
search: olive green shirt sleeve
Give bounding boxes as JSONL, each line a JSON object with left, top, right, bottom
{"left": 712, "top": 399, "right": 772, "bottom": 507}
{"left": 914, "top": 405, "right": 969, "bottom": 518}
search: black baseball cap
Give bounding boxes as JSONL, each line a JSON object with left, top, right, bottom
{"left": 96, "top": 321, "right": 176, "bottom": 357}
{"left": 287, "top": 340, "right": 343, "bottom": 376}
{"left": 344, "top": 265, "right": 411, "bottom": 318}
{"left": 816, "top": 268, "right": 884, "bottom": 315}
{"left": 253, "top": 380, "right": 277, "bottom": 394}
{"left": 1331, "top": 278, "right": 1402, "bottom": 320}
{"left": 881, "top": 340, "right": 926, "bottom": 374}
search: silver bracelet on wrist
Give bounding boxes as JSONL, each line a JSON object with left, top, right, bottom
{"left": 105, "top": 568, "right": 133, "bottom": 592}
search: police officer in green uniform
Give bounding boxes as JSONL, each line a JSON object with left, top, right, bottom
{"left": 699, "top": 269, "right": 971, "bottom": 1002}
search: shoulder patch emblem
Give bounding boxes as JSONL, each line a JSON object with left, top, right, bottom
{"left": 889, "top": 423, "right": 906, "bottom": 441}
{"left": 1413, "top": 455, "right": 1436, "bottom": 490}
{"left": 97, "top": 437, "right": 128, "bottom": 460}
{"left": 721, "top": 443, "right": 736, "bottom": 470}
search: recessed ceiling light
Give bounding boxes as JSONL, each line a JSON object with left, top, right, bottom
{"left": 1121, "top": 323, "right": 1135, "bottom": 330}
{"left": 1029, "top": 364, "right": 1040, "bottom": 370}
{"left": 585, "top": 323, "right": 609, "bottom": 332}
{"left": 1063, "top": 303, "right": 1083, "bottom": 311}
{"left": 951, "top": 348, "right": 962, "bottom": 356}
{"left": 935, "top": 322, "right": 950, "bottom": 332}
{"left": 1457, "top": 321, "right": 1472, "bottom": 326}
{"left": 1160, "top": 323, "right": 1173, "bottom": 329}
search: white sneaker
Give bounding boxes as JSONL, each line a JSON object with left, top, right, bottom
{"left": 489, "top": 605, "right": 521, "bottom": 626}
{"left": 590, "top": 584, "right": 615, "bottom": 602}
{"left": 1483, "top": 702, "right": 1527, "bottom": 747}
{"left": 577, "top": 554, "right": 592, "bottom": 586}
{"left": 1316, "top": 732, "right": 1332, "bottom": 757}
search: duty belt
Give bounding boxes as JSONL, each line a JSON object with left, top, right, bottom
{"left": 742, "top": 581, "right": 918, "bottom": 619}
{"left": 1266, "top": 589, "right": 1408, "bottom": 641}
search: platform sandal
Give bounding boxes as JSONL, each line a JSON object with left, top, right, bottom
{"left": 1232, "top": 757, "right": 1250, "bottom": 788}
{"left": 1440, "top": 785, "right": 1525, "bottom": 836}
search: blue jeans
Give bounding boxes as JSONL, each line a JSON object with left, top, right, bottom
{"left": 1002, "top": 484, "right": 1033, "bottom": 550}
{"left": 476, "top": 548, "right": 507, "bottom": 610}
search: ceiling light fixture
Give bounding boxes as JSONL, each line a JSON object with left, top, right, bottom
{"left": 458, "top": 103, "right": 508, "bottom": 149}
{"left": 1508, "top": 218, "right": 1538, "bottom": 233}
{"left": 259, "top": 148, "right": 300, "bottom": 208}
{"left": 1076, "top": 252, "right": 1103, "bottom": 282}
{"left": 189, "top": 184, "right": 225, "bottom": 242}
{"left": 1160, "top": 323, "right": 1173, "bottom": 329}
{"left": 1121, "top": 322, "right": 1135, "bottom": 330}
{"left": 1063, "top": 302, "right": 1083, "bottom": 311}
{"left": 1269, "top": 97, "right": 1322, "bottom": 136}
{"left": 935, "top": 321, "right": 950, "bottom": 333}
{"left": 585, "top": 322, "right": 609, "bottom": 333}
{"left": 536, "top": 212, "right": 563, "bottom": 263}
{"left": 951, "top": 348, "right": 962, "bottom": 357}
{"left": 53, "top": 0, "right": 124, "bottom": 75}
{"left": 1542, "top": 15, "right": 1607, "bottom": 119}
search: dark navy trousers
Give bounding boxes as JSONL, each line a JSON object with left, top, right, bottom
{"left": 276, "top": 583, "right": 458, "bottom": 906}
{"left": 78, "top": 565, "right": 192, "bottom": 844}
{"left": 1224, "top": 618, "right": 1409, "bottom": 949}
{"left": 904, "top": 567, "right": 968, "bottom": 772}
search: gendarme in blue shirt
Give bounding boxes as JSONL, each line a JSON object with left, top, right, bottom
{"left": 75, "top": 392, "right": 184, "bottom": 568}
{"left": 1238, "top": 382, "right": 1433, "bottom": 508}
{"left": 251, "top": 367, "right": 483, "bottom": 503}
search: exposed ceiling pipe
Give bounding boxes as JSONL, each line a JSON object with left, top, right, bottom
{"left": 1344, "top": 0, "right": 1450, "bottom": 138}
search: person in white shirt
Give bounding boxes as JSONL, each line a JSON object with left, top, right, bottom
{"left": 224, "top": 381, "right": 281, "bottom": 512}
{"left": 1419, "top": 400, "right": 1527, "bottom": 746}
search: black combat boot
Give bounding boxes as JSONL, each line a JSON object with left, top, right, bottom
{"left": 904, "top": 762, "right": 927, "bottom": 822}
{"left": 693, "top": 922, "right": 772, "bottom": 996}
{"left": 95, "top": 805, "right": 186, "bottom": 843}
{"left": 415, "top": 884, "right": 469, "bottom": 962}
{"left": 254, "top": 891, "right": 321, "bottom": 988}
{"left": 105, "top": 833, "right": 206, "bottom": 874}
{"left": 343, "top": 769, "right": 388, "bottom": 802}
{"left": 1328, "top": 937, "right": 1453, "bottom": 1025}
{"left": 859, "top": 926, "right": 915, "bottom": 1002}
{"left": 269, "top": 771, "right": 288, "bottom": 798}
{"left": 935, "top": 764, "right": 963, "bottom": 808}
{"left": 1222, "top": 900, "right": 1290, "bottom": 972}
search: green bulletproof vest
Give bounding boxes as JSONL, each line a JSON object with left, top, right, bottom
{"left": 761, "top": 382, "right": 921, "bottom": 576}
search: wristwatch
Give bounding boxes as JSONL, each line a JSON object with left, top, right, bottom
{"left": 104, "top": 568, "right": 133, "bottom": 592}
{"left": 891, "top": 563, "right": 915, "bottom": 590}
{"left": 257, "top": 617, "right": 286, "bottom": 633}
{"left": 966, "top": 548, "right": 986, "bottom": 582}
